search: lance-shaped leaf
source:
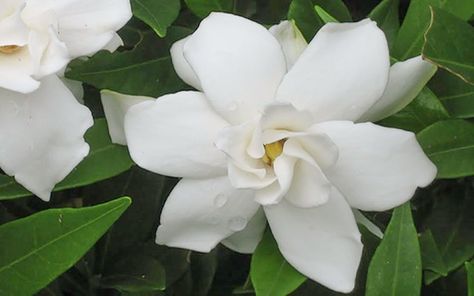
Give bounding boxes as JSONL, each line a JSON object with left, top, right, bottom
{"left": 423, "top": 7, "right": 474, "bottom": 85}
{"left": 417, "top": 119, "right": 474, "bottom": 178}
{"left": 0, "top": 197, "right": 131, "bottom": 295}
{"left": 131, "top": 0, "right": 180, "bottom": 37}
{"left": 185, "top": 0, "right": 233, "bottom": 18}
{"left": 250, "top": 230, "right": 306, "bottom": 296}
{"left": 366, "top": 203, "right": 421, "bottom": 296}
{"left": 467, "top": 261, "right": 474, "bottom": 296}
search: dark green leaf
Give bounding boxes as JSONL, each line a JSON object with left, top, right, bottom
{"left": 378, "top": 87, "right": 450, "bottom": 133}
{"left": 368, "top": 0, "right": 399, "bottom": 49}
{"left": 0, "top": 197, "right": 131, "bottom": 296}
{"left": 101, "top": 253, "right": 165, "bottom": 292}
{"left": 419, "top": 230, "right": 448, "bottom": 276}
{"left": 0, "top": 119, "right": 133, "bottom": 200}
{"left": 131, "top": 0, "right": 180, "bottom": 37}
{"left": 430, "top": 69, "right": 474, "bottom": 119}
{"left": 314, "top": 5, "right": 338, "bottom": 23}
{"left": 366, "top": 203, "right": 421, "bottom": 296}
{"left": 423, "top": 7, "right": 474, "bottom": 85}
{"left": 190, "top": 250, "right": 218, "bottom": 296}
{"left": 288, "top": 0, "right": 351, "bottom": 41}
{"left": 392, "top": 0, "right": 474, "bottom": 60}
{"left": 185, "top": 0, "right": 234, "bottom": 18}
{"left": 423, "top": 187, "right": 474, "bottom": 284}
{"left": 250, "top": 230, "right": 306, "bottom": 296}
{"left": 417, "top": 119, "right": 474, "bottom": 178}
{"left": 467, "top": 261, "right": 474, "bottom": 296}
{"left": 66, "top": 31, "right": 186, "bottom": 97}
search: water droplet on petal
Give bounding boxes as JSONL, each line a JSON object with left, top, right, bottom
{"left": 228, "top": 216, "right": 247, "bottom": 231}
{"left": 214, "top": 193, "right": 227, "bottom": 208}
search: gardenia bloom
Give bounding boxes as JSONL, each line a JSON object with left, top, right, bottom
{"left": 0, "top": 0, "right": 132, "bottom": 201}
{"left": 0, "top": 0, "right": 131, "bottom": 93}
{"left": 107, "top": 13, "right": 437, "bottom": 292}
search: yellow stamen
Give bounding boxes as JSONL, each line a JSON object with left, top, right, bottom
{"left": 262, "top": 139, "right": 286, "bottom": 166}
{"left": 0, "top": 45, "right": 21, "bottom": 54}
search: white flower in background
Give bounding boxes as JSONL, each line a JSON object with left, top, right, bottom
{"left": 0, "top": 0, "right": 132, "bottom": 201}
{"left": 105, "top": 13, "right": 437, "bottom": 292}
{"left": 0, "top": 0, "right": 131, "bottom": 93}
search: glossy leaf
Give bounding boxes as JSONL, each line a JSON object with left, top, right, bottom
{"left": 185, "top": 0, "right": 233, "bottom": 18}
{"left": 419, "top": 230, "right": 448, "bottom": 277}
{"left": 430, "top": 70, "right": 474, "bottom": 119}
{"left": 417, "top": 119, "right": 474, "bottom": 178}
{"left": 131, "top": 0, "right": 180, "bottom": 37}
{"left": 378, "top": 87, "right": 450, "bottom": 133}
{"left": 0, "top": 119, "right": 133, "bottom": 201}
{"left": 368, "top": 0, "right": 399, "bottom": 49}
{"left": 66, "top": 31, "right": 186, "bottom": 98}
{"left": 250, "top": 230, "right": 306, "bottom": 296}
{"left": 0, "top": 197, "right": 131, "bottom": 296}
{"left": 366, "top": 203, "right": 421, "bottom": 296}
{"left": 288, "top": 0, "right": 351, "bottom": 41}
{"left": 423, "top": 7, "right": 474, "bottom": 85}
{"left": 314, "top": 5, "right": 338, "bottom": 23}
{"left": 392, "top": 0, "right": 474, "bottom": 60}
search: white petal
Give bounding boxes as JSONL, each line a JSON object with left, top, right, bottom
{"left": 22, "top": 0, "right": 132, "bottom": 57}
{"left": 101, "top": 90, "right": 154, "bottom": 145}
{"left": 0, "top": 1, "right": 29, "bottom": 46}
{"left": 102, "top": 33, "right": 124, "bottom": 52}
{"left": 29, "top": 28, "right": 70, "bottom": 78}
{"left": 276, "top": 19, "right": 390, "bottom": 122}
{"left": 221, "top": 208, "right": 266, "bottom": 254}
{"left": 264, "top": 188, "right": 363, "bottom": 293}
{"left": 0, "top": 75, "right": 93, "bottom": 201}
{"left": 156, "top": 176, "right": 260, "bottom": 253}
{"left": 183, "top": 12, "right": 287, "bottom": 124}
{"left": 269, "top": 20, "right": 307, "bottom": 69}
{"left": 170, "top": 36, "right": 202, "bottom": 90}
{"left": 312, "top": 121, "right": 437, "bottom": 211}
{"left": 0, "top": 47, "right": 39, "bottom": 93}
{"left": 125, "top": 91, "right": 228, "bottom": 178}
{"left": 359, "top": 56, "right": 438, "bottom": 122}
{"left": 60, "top": 77, "right": 84, "bottom": 103}
{"left": 260, "top": 103, "right": 313, "bottom": 131}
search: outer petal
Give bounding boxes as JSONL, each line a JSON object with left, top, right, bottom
{"left": 0, "top": 75, "right": 93, "bottom": 201}
{"left": 170, "top": 36, "right": 202, "bottom": 90}
{"left": 221, "top": 208, "right": 266, "bottom": 254}
{"left": 312, "top": 121, "right": 437, "bottom": 211}
{"left": 125, "top": 91, "right": 228, "bottom": 178}
{"left": 276, "top": 19, "right": 390, "bottom": 122}
{"left": 101, "top": 90, "right": 154, "bottom": 145}
{"left": 22, "top": 0, "right": 132, "bottom": 57}
{"left": 183, "top": 12, "right": 287, "bottom": 124}
{"left": 156, "top": 176, "right": 260, "bottom": 253}
{"left": 0, "top": 1, "right": 29, "bottom": 46}
{"left": 359, "top": 56, "right": 438, "bottom": 122}
{"left": 264, "top": 188, "right": 363, "bottom": 293}
{"left": 269, "top": 20, "right": 307, "bottom": 70}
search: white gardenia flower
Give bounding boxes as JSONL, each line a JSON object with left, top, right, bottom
{"left": 0, "top": 0, "right": 132, "bottom": 201}
{"left": 0, "top": 0, "right": 132, "bottom": 93}
{"left": 114, "top": 13, "right": 437, "bottom": 292}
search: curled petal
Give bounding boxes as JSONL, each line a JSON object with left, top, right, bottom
{"left": 269, "top": 20, "right": 307, "bottom": 69}
{"left": 170, "top": 36, "right": 202, "bottom": 90}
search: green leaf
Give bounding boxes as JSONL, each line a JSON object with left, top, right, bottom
{"left": 288, "top": 0, "right": 351, "bottom": 41}
{"left": 430, "top": 69, "right": 474, "bottom": 119}
{"left": 101, "top": 253, "right": 165, "bottom": 292}
{"left": 368, "top": 0, "right": 400, "bottom": 49}
{"left": 250, "top": 230, "right": 306, "bottom": 296}
{"left": 314, "top": 5, "right": 338, "bottom": 23}
{"left": 131, "top": 0, "right": 180, "bottom": 37}
{"left": 378, "top": 87, "right": 450, "bottom": 133}
{"left": 417, "top": 119, "right": 474, "bottom": 178}
{"left": 0, "top": 119, "right": 133, "bottom": 200}
{"left": 0, "top": 197, "right": 131, "bottom": 296}
{"left": 66, "top": 31, "right": 186, "bottom": 98}
{"left": 366, "top": 203, "right": 421, "bottom": 296}
{"left": 423, "top": 7, "right": 474, "bottom": 85}
{"left": 423, "top": 187, "right": 474, "bottom": 284}
{"left": 467, "top": 261, "right": 474, "bottom": 296}
{"left": 419, "top": 230, "right": 448, "bottom": 276}
{"left": 185, "top": 0, "right": 234, "bottom": 18}
{"left": 392, "top": 0, "right": 474, "bottom": 60}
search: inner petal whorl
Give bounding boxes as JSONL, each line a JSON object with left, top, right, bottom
{"left": 262, "top": 139, "right": 286, "bottom": 166}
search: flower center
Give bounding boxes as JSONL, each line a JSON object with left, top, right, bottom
{"left": 262, "top": 139, "right": 286, "bottom": 166}
{"left": 0, "top": 45, "right": 21, "bottom": 54}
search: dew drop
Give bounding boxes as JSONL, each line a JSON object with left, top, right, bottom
{"left": 214, "top": 193, "right": 227, "bottom": 208}
{"left": 227, "top": 216, "right": 247, "bottom": 231}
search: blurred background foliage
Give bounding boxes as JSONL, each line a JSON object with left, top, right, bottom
{"left": 0, "top": 0, "right": 473, "bottom": 295}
